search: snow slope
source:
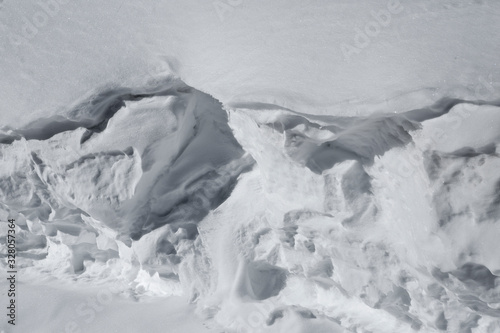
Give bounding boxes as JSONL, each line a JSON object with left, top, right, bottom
{"left": 1, "top": 0, "right": 500, "bottom": 332}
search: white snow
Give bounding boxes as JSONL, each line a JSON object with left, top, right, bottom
{"left": 1, "top": 0, "right": 500, "bottom": 332}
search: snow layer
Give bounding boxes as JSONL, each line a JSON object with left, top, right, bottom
{"left": 1, "top": 0, "right": 500, "bottom": 125}
{"left": 1, "top": 0, "right": 500, "bottom": 332}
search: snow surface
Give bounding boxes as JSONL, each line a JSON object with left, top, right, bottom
{"left": 1, "top": 0, "right": 500, "bottom": 332}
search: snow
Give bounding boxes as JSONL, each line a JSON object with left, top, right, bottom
{"left": 4, "top": 282, "right": 220, "bottom": 333}
{"left": 1, "top": 0, "right": 500, "bottom": 125}
{"left": 1, "top": 0, "right": 500, "bottom": 332}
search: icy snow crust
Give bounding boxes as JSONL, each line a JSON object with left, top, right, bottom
{"left": 1, "top": 75, "right": 499, "bottom": 332}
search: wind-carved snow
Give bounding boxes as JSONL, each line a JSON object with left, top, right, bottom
{"left": 0, "top": 77, "right": 499, "bottom": 332}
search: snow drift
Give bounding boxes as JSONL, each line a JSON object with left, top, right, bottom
{"left": 1, "top": 73, "right": 499, "bottom": 332}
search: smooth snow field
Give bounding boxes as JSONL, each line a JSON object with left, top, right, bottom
{"left": 1, "top": 1, "right": 500, "bottom": 332}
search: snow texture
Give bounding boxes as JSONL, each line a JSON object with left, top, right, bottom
{"left": 1, "top": 0, "right": 500, "bottom": 332}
